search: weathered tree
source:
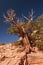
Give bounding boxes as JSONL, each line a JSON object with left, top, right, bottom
{"left": 3, "top": 9, "right": 43, "bottom": 65}
{"left": 3, "top": 9, "right": 38, "bottom": 53}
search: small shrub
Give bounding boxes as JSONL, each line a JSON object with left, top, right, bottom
{"left": 13, "top": 41, "right": 22, "bottom": 46}
{"left": 35, "top": 40, "right": 43, "bottom": 50}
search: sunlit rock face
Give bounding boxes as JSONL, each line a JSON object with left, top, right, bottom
{"left": 0, "top": 43, "right": 43, "bottom": 65}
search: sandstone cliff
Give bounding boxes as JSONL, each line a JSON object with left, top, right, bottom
{"left": 0, "top": 43, "right": 43, "bottom": 65}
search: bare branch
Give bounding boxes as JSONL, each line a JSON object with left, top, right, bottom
{"left": 22, "top": 14, "right": 28, "bottom": 20}
{"left": 7, "top": 9, "right": 16, "bottom": 19}
{"left": 25, "top": 9, "right": 34, "bottom": 32}
{"left": 3, "top": 9, "right": 16, "bottom": 23}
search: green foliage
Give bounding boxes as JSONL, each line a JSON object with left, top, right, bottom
{"left": 13, "top": 40, "right": 22, "bottom": 46}
{"left": 36, "top": 14, "right": 43, "bottom": 22}
{"left": 35, "top": 41, "right": 43, "bottom": 50}
{"left": 8, "top": 22, "right": 26, "bottom": 35}
{"left": 8, "top": 26, "right": 19, "bottom": 35}
{"left": 30, "top": 14, "right": 43, "bottom": 49}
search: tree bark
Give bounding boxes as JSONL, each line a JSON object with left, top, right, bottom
{"left": 22, "top": 34, "right": 31, "bottom": 53}
{"left": 22, "top": 33, "right": 35, "bottom": 53}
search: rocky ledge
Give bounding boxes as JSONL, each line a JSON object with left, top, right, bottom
{"left": 0, "top": 43, "right": 43, "bottom": 65}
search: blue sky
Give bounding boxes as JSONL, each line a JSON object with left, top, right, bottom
{"left": 0, "top": 0, "right": 43, "bottom": 43}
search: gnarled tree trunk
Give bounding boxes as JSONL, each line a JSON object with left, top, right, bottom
{"left": 22, "top": 34, "right": 30, "bottom": 52}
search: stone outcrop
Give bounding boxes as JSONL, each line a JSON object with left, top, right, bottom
{"left": 0, "top": 43, "right": 43, "bottom": 65}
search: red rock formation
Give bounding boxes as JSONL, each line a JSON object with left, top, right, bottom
{"left": 0, "top": 43, "right": 43, "bottom": 65}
